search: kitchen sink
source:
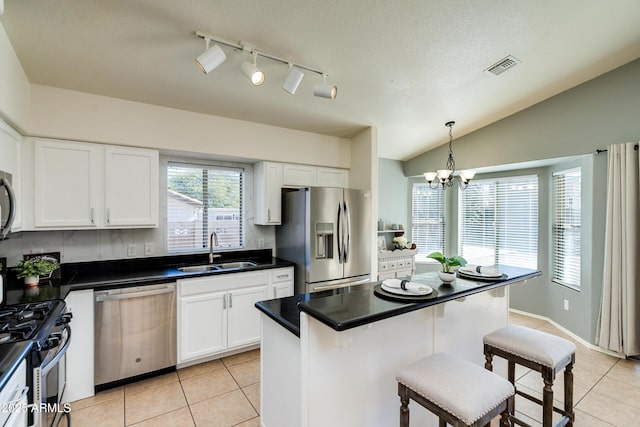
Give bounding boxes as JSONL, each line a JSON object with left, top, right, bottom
{"left": 215, "top": 261, "right": 257, "bottom": 270}
{"left": 178, "top": 265, "right": 221, "bottom": 273}
{"left": 177, "top": 261, "right": 257, "bottom": 273}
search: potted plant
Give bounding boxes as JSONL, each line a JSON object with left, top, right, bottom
{"left": 427, "top": 251, "right": 467, "bottom": 283}
{"left": 15, "top": 257, "right": 60, "bottom": 286}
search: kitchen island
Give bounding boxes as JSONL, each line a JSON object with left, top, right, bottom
{"left": 255, "top": 265, "right": 541, "bottom": 427}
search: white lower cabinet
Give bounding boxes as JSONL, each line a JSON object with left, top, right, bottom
{"left": 179, "top": 290, "right": 228, "bottom": 361}
{"left": 271, "top": 267, "right": 294, "bottom": 298}
{"left": 179, "top": 269, "right": 293, "bottom": 364}
{"left": 227, "top": 285, "right": 269, "bottom": 348}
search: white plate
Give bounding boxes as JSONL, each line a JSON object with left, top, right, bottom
{"left": 458, "top": 270, "right": 503, "bottom": 279}
{"left": 381, "top": 283, "right": 433, "bottom": 296}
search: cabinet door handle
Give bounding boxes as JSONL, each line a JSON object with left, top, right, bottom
{"left": 90, "top": 208, "right": 95, "bottom": 224}
{"left": 276, "top": 274, "right": 288, "bottom": 279}
{"left": 267, "top": 208, "right": 271, "bottom": 222}
{"left": 229, "top": 293, "right": 233, "bottom": 308}
{"left": 106, "top": 208, "right": 111, "bottom": 224}
{"left": 223, "top": 294, "right": 227, "bottom": 309}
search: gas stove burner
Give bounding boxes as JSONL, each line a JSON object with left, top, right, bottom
{"left": 0, "top": 300, "right": 65, "bottom": 343}
{"left": 0, "top": 332, "right": 11, "bottom": 344}
{"left": 7, "top": 320, "right": 37, "bottom": 339}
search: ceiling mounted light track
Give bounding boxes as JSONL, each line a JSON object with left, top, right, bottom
{"left": 194, "top": 30, "right": 336, "bottom": 99}
{"left": 313, "top": 74, "right": 338, "bottom": 100}
{"left": 282, "top": 64, "right": 304, "bottom": 95}
{"left": 241, "top": 51, "right": 265, "bottom": 86}
{"left": 195, "top": 37, "right": 227, "bottom": 75}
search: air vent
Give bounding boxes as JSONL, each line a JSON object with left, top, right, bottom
{"left": 485, "top": 55, "right": 521, "bottom": 76}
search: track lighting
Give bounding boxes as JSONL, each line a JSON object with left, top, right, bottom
{"left": 282, "top": 64, "right": 304, "bottom": 95}
{"left": 313, "top": 74, "right": 338, "bottom": 99}
{"left": 194, "top": 30, "right": 337, "bottom": 100}
{"left": 195, "top": 38, "right": 227, "bottom": 75}
{"left": 241, "top": 52, "right": 265, "bottom": 86}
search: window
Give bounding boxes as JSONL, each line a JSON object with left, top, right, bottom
{"left": 458, "top": 175, "right": 538, "bottom": 268}
{"left": 411, "top": 183, "right": 445, "bottom": 256}
{"left": 167, "top": 162, "right": 244, "bottom": 253}
{"left": 552, "top": 168, "right": 581, "bottom": 288}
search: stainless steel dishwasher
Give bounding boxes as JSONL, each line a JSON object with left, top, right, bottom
{"left": 94, "top": 283, "right": 177, "bottom": 386}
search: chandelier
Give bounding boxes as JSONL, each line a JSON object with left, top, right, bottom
{"left": 423, "top": 121, "right": 475, "bottom": 190}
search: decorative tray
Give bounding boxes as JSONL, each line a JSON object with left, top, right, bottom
{"left": 373, "top": 284, "right": 439, "bottom": 302}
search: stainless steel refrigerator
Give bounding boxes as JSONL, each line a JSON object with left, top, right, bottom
{"left": 276, "top": 187, "right": 371, "bottom": 294}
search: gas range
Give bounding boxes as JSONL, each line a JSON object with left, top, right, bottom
{"left": 0, "top": 300, "right": 70, "bottom": 347}
{"left": 0, "top": 299, "right": 72, "bottom": 427}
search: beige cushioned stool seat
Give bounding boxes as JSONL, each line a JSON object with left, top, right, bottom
{"left": 483, "top": 325, "right": 576, "bottom": 370}
{"left": 396, "top": 352, "right": 514, "bottom": 425}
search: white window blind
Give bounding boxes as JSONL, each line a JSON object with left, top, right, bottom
{"left": 552, "top": 168, "right": 581, "bottom": 288}
{"left": 167, "top": 162, "right": 243, "bottom": 253}
{"left": 411, "top": 183, "right": 445, "bottom": 255}
{"left": 458, "top": 175, "right": 538, "bottom": 268}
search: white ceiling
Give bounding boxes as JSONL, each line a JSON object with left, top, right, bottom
{"left": 2, "top": 0, "right": 640, "bottom": 160}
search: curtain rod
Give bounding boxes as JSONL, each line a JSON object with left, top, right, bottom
{"left": 596, "top": 144, "right": 639, "bottom": 154}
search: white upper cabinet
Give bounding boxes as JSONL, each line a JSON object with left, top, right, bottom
{"left": 34, "top": 139, "right": 100, "bottom": 228}
{"left": 282, "top": 164, "right": 316, "bottom": 187}
{"left": 316, "top": 167, "right": 348, "bottom": 187}
{"left": 104, "top": 146, "right": 158, "bottom": 227}
{"left": 254, "top": 161, "right": 283, "bottom": 225}
{"left": 255, "top": 161, "right": 348, "bottom": 226}
{"left": 28, "top": 138, "right": 159, "bottom": 230}
{"left": 282, "top": 163, "right": 348, "bottom": 188}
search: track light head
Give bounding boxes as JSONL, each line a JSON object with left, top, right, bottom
{"left": 282, "top": 65, "right": 304, "bottom": 95}
{"left": 195, "top": 38, "right": 226, "bottom": 74}
{"left": 241, "top": 52, "right": 265, "bottom": 86}
{"left": 313, "top": 74, "right": 337, "bottom": 99}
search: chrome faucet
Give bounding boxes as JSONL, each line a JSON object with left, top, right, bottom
{"left": 209, "top": 232, "right": 220, "bottom": 263}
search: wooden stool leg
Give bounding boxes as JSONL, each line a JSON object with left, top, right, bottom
{"left": 398, "top": 383, "right": 410, "bottom": 427}
{"left": 564, "top": 361, "right": 575, "bottom": 426}
{"left": 542, "top": 376, "right": 553, "bottom": 427}
{"left": 484, "top": 345, "right": 494, "bottom": 371}
{"left": 439, "top": 419, "right": 447, "bottom": 427}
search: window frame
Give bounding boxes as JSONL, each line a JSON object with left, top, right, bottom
{"left": 551, "top": 167, "right": 581, "bottom": 290}
{"left": 166, "top": 160, "right": 245, "bottom": 254}
{"left": 410, "top": 181, "right": 445, "bottom": 261}
{"left": 458, "top": 174, "right": 539, "bottom": 269}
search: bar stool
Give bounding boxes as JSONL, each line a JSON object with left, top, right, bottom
{"left": 396, "top": 352, "right": 515, "bottom": 427}
{"left": 483, "top": 325, "right": 576, "bottom": 427}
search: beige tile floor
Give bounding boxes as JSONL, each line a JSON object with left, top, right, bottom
{"left": 507, "top": 312, "right": 640, "bottom": 426}
{"left": 71, "top": 313, "right": 640, "bottom": 426}
{"left": 70, "top": 349, "right": 261, "bottom": 427}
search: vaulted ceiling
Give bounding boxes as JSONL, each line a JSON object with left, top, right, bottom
{"left": 2, "top": 0, "right": 640, "bottom": 160}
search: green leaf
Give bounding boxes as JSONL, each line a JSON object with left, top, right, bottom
{"left": 426, "top": 252, "right": 445, "bottom": 264}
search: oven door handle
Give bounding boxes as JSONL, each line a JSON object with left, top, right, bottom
{"left": 40, "top": 325, "right": 71, "bottom": 377}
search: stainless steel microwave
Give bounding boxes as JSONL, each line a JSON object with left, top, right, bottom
{"left": 0, "top": 169, "right": 16, "bottom": 239}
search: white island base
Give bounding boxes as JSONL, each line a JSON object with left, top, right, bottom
{"left": 260, "top": 286, "right": 510, "bottom": 427}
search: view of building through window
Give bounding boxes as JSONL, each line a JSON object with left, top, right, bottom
{"left": 167, "top": 163, "right": 243, "bottom": 253}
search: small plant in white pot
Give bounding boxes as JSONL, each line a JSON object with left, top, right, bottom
{"left": 15, "top": 257, "right": 59, "bottom": 286}
{"left": 427, "top": 251, "right": 467, "bottom": 283}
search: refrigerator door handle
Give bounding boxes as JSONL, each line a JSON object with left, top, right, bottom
{"left": 336, "top": 202, "right": 343, "bottom": 263}
{"left": 343, "top": 201, "right": 350, "bottom": 263}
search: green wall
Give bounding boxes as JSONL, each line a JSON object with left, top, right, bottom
{"left": 393, "top": 58, "right": 640, "bottom": 344}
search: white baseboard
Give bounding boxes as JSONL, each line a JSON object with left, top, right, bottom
{"left": 509, "top": 308, "right": 625, "bottom": 359}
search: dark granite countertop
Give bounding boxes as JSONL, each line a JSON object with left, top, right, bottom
{"left": 255, "top": 265, "right": 541, "bottom": 337}
{"left": 3, "top": 249, "right": 294, "bottom": 305}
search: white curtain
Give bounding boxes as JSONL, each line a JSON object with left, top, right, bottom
{"left": 596, "top": 142, "right": 640, "bottom": 356}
